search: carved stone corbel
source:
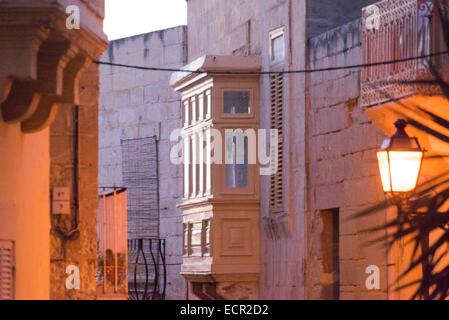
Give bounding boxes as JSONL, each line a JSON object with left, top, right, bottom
{"left": 1, "top": 79, "right": 40, "bottom": 123}
{"left": 19, "top": 40, "right": 75, "bottom": 132}
{"left": 0, "top": 24, "right": 49, "bottom": 123}
{"left": 59, "top": 54, "right": 91, "bottom": 105}
{"left": 18, "top": 43, "right": 92, "bottom": 132}
{"left": 36, "top": 40, "right": 76, "bottom": 94}
{"left": 1, "top": 41, "right": 92, "bottom": 132}
{"left": 0, "top": 76, "right": 13, "bottom": 105}
{"left": 21, "top": 94, "right": 59, "bottom": 133}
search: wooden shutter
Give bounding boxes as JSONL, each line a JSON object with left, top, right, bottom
{"left": 0, "top": 240, "right": 14, "bottom": 300}
{"left": 269, "top": 73, "right": 284, "bottom": 214}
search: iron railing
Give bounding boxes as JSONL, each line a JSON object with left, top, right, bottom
{"left": 361, "top": 0, "right": 449, "bottom": 107}
{"left": 128, "top": 238, "right": 166, "bottom": 300}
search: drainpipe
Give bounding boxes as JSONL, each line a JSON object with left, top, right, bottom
{"left": 155, "top": 134, "right": 162, "bottom": 294}
{"left": 72, "top": 105, "right": 80, "bottom": 234}
{"left": 155, "top": 134, "right": 161, "bottom": 239}
{"left": 304, "top": 4, "right": 313, "bottom": 300}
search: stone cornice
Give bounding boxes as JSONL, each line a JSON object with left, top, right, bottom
{"left": 0, "top": 5, "right": 107, "bottom": 58}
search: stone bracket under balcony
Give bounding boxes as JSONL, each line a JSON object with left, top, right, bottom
{"left": 366, "top": 94, "right": 449, "bottom": 159}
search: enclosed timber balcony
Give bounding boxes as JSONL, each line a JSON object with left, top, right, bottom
{"left": 170, "top": 56, "right": 261, "bottom": 299}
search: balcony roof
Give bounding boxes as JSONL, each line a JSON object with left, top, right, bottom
{"left": 170, "top": 55, "right": 261, "bottom": 91}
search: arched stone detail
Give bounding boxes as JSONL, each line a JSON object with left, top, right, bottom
{"left": 36, "top": 40, "right": 76, "bottom": 95}
{"left": 0, "top": 76, "right": 13, "bottom": 105}
{"left": 1, "top": 79, "right": 40, "bottom": 123}
{"left": 59, "top": 54, "right": 91, "bottom": 105}
{"left": 21, "top": 94, "right": 59, "bottom": 133}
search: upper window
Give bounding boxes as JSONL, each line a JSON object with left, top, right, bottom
{"left": 269, "top": 27, "right": 285, "bottom": 63}
{"left": 224, "top": 91, "right": 250, "bottom": 114}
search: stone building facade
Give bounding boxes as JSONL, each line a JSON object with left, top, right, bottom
{"left": 0, "top": 0, "right": 106, "bottom": 299}
{"left": 99, "top": 26, "right": 188, "bottom": 300}
{"left": 179, "top": 0, "right": 444, "bottom": 300}
{"left": 307, "top": 19, "right": 387, "bottom": 299}
{"left": 307, "top": 0, "right": 449, "bottom": 299}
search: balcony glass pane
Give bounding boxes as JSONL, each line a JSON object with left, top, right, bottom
{"left": 226, "top": 134, "right": 248, "bottom": 188}
{"left": 224, "top": 91, "right": 250, "bottom": 114}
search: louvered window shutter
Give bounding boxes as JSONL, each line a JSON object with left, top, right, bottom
{"left": 269, "top": 73, "right": 284, "bottom": 214}
{"left": 0, "top": 241, "right": 14, "bottom": 300}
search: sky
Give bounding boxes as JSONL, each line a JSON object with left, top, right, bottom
{"left": 103, "top": 0, "right": 187, "bottom": 40}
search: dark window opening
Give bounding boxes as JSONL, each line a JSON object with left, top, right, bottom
{"left": 320, "top": 208, "right": 340, "bottom": 300}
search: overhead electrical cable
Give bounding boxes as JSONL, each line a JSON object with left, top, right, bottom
{"left": 93, "top": 51, "right": 449, "bottom": 76}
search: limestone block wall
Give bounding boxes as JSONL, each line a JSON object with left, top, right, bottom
{"left": 99, "top": 26, "right": 187, "bottom": 300}
{"left": 307, "top": 19, "right": 389, "bottom": 299}
{"left": 306, "top": 0, "right": 379, "bottom": 38}
{"left": 187, "top": 0, "right": 262, "bottom": 60}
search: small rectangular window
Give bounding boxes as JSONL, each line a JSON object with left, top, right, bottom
{"left": 201, "top": 220, "right": 211, "bottom": 257}
{"left": 190, "top": 222, "right": 203, "bottom": 256}
{"left": 183, "top": 223, "right": 191, "bottom": 256}
{"left": 224, "top": 91, "right": 250, "bottom": 114}
{"left": 320, "top": 209, "right": 340, "bottom": 300}
{"left": 270, "top": 27, "right": 285, "bottom": 63}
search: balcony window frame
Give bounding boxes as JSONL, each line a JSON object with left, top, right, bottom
{"left": 220, "top": 88, "right": 254, "bottom": 119}
{"left": 219, "top": 127, "right": 257, "bottom": 196}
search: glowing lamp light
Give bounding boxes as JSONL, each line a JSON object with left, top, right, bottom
{"left": 377, "top": 119, "right": 424, "bottom": 193}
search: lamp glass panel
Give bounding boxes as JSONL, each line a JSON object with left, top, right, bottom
{"left": 377, "top": 151, "right": 391, "bottom": 192}
{"left": 377, "top": 150, "right": 423, "bottom": 192}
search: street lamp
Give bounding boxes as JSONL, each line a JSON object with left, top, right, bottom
{"left": 376, "top": 119, "right": 431, "bottom": 299}
{"left": 377, "top": 119, "right": 424, "bottom": 194}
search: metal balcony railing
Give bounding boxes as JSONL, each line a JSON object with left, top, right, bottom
{"left": 361, "top": 0, "right": 449, "bottom": 107}
{"left": 128, "top": 238, "right": 167, "bottom": 300}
